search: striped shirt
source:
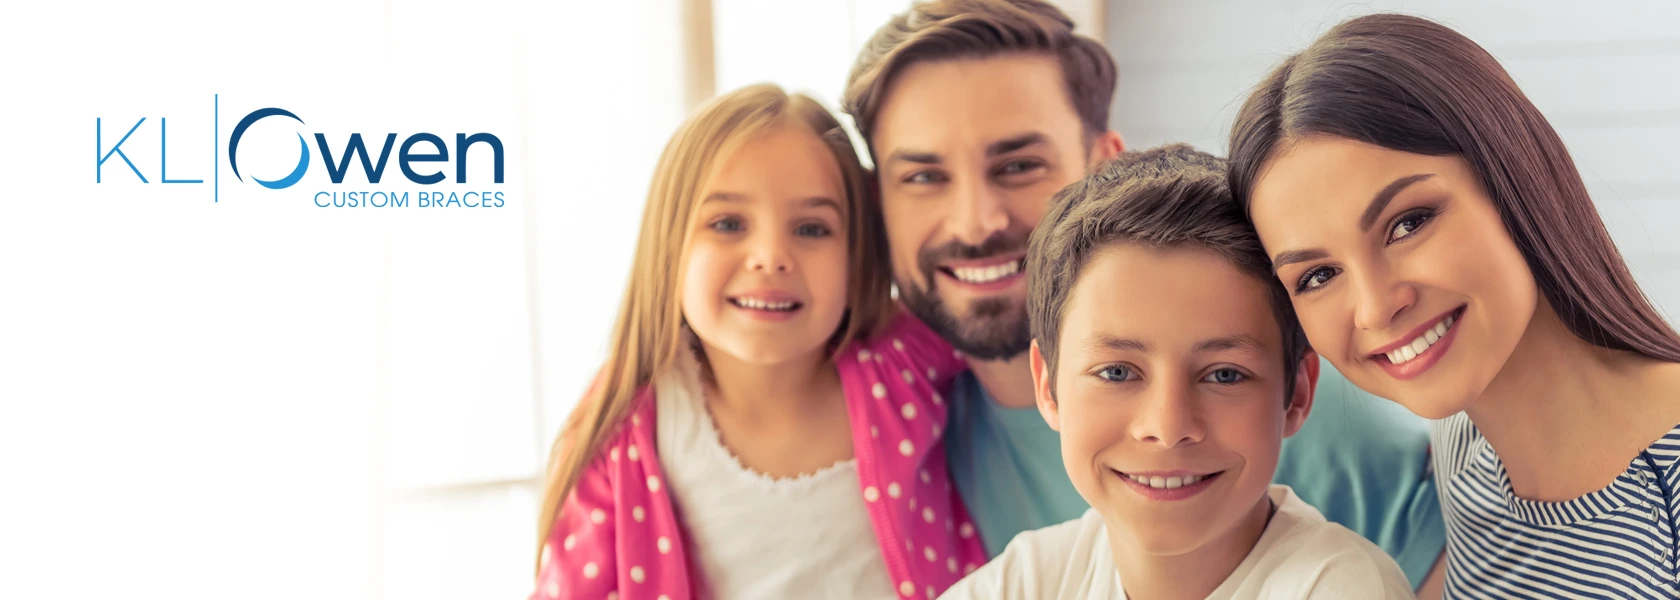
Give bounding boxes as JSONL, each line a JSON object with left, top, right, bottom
{"left": 1433, "top": 414, "right": 1680, "bottom": 599}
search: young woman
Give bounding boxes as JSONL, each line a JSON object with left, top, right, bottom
{"left": 1228, "top": 13, "right": 1680, "bottom": 599}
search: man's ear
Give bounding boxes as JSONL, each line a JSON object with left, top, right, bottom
{"left": 1088, "top": 130, "right": 1126, "bottom": 166}
{"left": 1283, "top": 350, "right": 1321, "bottom": 438}
{"left": 1029, "top": 339, "right": 1061, "bottom": 432}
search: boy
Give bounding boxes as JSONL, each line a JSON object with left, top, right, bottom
{"left": 940, "top": 145, "right": 1413, "bottom": 599}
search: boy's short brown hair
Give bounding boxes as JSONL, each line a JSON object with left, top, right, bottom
{"left": 1026, "top": 143, "right": 1311, "bottom": 399}
{"left": 841, "top": 0, "right": 1117, "bottom": 150}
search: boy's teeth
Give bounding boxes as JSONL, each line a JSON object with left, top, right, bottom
{"left": 951, "top": 260, "right": 1021, "bottom": 284}
{"left": 1131, "top": 474, "right": 1204, "bottom": 489}
{"left": 1387, "top": 313, "right": 1456, "bottom": 365}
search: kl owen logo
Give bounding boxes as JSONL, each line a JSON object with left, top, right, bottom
{"left": 96, "top": 94, "right": 507, "bottom": 208}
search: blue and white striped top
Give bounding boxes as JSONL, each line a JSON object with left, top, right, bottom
{"left": 1433, "top": 414, "right": 1680, "bottom": 599}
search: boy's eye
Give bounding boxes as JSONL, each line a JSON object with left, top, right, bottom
{"left": 1295, "top": 266, "right": 1339, "bottom": 294}
{"left": 1203, "top": 368, "right": 1246, "bottom": 385}
{"left": 709, "top": 216, "right": 743, "bottom": 233}
{"left": 1096, "top": 365, "right": 1137, "bottom": 383}
{"left": 794, "top": 222, "right": 832, "bottom": 238}
{"left": 1387, "top": 208, "right": 1434, "bottom": 243}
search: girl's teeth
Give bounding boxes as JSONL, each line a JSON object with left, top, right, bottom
{"left": 735, "top": 298, "right": 795, "bottom": 311}
{"left": 1387, "top": 313, "right": 1457, "bottom": 365}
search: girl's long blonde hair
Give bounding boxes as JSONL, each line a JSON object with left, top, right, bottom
{"left": 535, "top": 84, "right": 893, "bottom": 569}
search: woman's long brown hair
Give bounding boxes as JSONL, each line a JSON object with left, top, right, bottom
{"left": 1228, "top": 13, "right": 1680, "bottom": 363}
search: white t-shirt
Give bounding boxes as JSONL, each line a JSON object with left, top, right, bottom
{"left": 939, "top": 485, "right": 1413, "bottom": 600}
{"left": 655, "top": 353, "right": 896, "bottom": 600}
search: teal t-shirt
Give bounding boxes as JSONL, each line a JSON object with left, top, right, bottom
{"left": 945, "top": 357, "right": 1446, "bottom": 588}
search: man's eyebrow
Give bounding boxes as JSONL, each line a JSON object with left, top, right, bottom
{"left": 884, "top": 149, "right": 940, "bottom": 165}
{"left": 986, "top": 132, "right": 1047, "bottom": 158}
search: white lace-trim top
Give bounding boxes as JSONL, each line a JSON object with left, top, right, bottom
{"left": 655, "top": 351, "right": 895, "bottom": 600}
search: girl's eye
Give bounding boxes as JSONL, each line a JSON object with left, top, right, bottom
{"left": 795, "top": 222, "right": 832, "bottom": 238}
{"left": 1387, "top": 209, "right": 1434, "bottom": 243}
{"left": 1296, "top": 266, "right": 1339, "bottom": 294}
{"left": 1096, "top": 365, "right": 1137, "bottom": 383}
{"left": 1203, "top": 368, "right": 1246, "bottom": 385}
{"left": 709, "top": 216, "right": 743, "bottom": 233}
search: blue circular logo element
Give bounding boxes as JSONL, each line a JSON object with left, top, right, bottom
{"left": 228, "top": 108, "right": 310, "bottom": 190}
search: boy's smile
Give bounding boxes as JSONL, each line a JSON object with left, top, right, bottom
{"left": 1031, "top": 243, "right": 1314, "bottom": 556}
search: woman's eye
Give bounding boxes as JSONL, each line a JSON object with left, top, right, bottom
{"left": 795, "top": 222, "right": 832, "bottom": 238}
{"left": 1203, "top": 368, "right": 1246, "bottom": 385}
{"left": 709, "top": 217, "right": 743, "bottom": 233}
{"left": 904, "top": 171, "right": 946, "bottom": 185}
{"left": 1096, "top": 365, "right": 1136, "bottom": 383}
{"left": 1296, "top": 266, "right": 1339, "bottom": 293}
{"left": 1387, "top": 209, "right": 1434, "bottom": 243}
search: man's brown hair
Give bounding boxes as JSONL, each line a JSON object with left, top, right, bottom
{"left": 842, "top": 0, "right": 1117, "bottom": 151}
{"left": 1026, "top": 143, "right": 1310, "bottom": 399}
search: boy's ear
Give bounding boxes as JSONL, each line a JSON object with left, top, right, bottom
{"left": 1283, "top": 350, "right": 1320, "bottom": 438}
{"left": 1088, "top": 130, "right": 1125, "bottom": 167}
{"left": 1029, "top": 339, "right": 1061, "bottom": 432}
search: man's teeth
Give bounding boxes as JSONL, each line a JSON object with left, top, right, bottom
{"left": 733, "top": 297, "right": 797, "bottom": 311}
{"left": 951, "top": 260, "right": 1022, "bottom": 284}
{"left": 1386, "top": 313, "right": 1456, "bottom": 365}
{"left": 1129, "top": 473, "right": 1208, "bottom": 489}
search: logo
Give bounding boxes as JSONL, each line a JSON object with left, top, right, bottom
{"left": 228, "top": 107, "right": 310, "bottom": 190}
{"left": 95, "top": 94, "right": 508, "bottom": 209}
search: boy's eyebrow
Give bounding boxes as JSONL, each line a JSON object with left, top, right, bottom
{"left": 1192, "top": 335, "right": 1265, "bottom": 355}
{"left": 1089, "top": 334, "right": 1150, "bottom": 353}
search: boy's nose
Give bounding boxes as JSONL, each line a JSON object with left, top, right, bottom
{"left": 1129, "top": 382, "right": 1205, "bottom": 448}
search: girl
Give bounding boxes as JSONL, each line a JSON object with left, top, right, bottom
{"left": 530, "top": 84, "right": 986, "bottom": 600}
{"left": 1228, "top": 13, "right": 1680, "bottom": 599}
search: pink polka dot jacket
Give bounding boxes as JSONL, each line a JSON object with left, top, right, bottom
{"left": 531, "top": 312, "right": 989, "bottom": 600}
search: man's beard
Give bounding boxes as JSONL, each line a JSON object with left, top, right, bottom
{"left": 897, "top": 231, "right": 1032, "bottom": 361}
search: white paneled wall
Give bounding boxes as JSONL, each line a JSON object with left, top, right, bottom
{"left": 1105, "top": 0, "right": 1680, "bottom": 322}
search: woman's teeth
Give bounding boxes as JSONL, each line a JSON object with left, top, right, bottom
{"left": 951, "top": 259, "right": 1022, "bottom": 284}
{"left": 1128, "top": 473, "right": 1210, "bottom": 489}
{"left": 1386, "top": 313, "right": 1455, "bottom": 365}
{"left": 732, "top": 297, "right": 798, "bottom": 311}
